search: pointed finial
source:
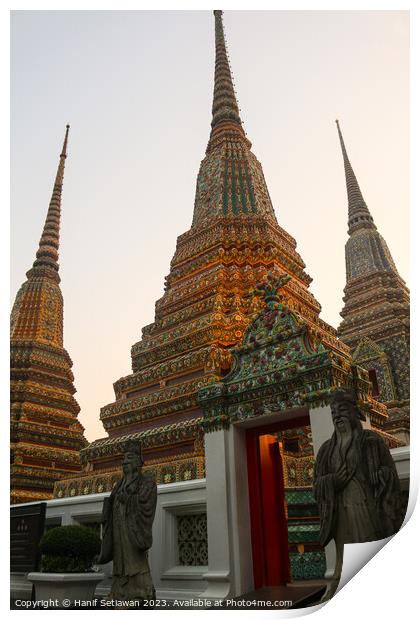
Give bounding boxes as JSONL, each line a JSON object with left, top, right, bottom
{"left": 61, "top": 124, "right": 70, "bottom": 156}
{"left": 26, "top": 125, "right": 71, "bottom": 282}
{"left": 335, "top": 120, "right": 376, "bottom": 234}
{"left": 207, "top": 10, "right": 247, "bottom": 148}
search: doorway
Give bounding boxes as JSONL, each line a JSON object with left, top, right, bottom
{"left": 245, "top": 415, "right": 310, "bottom": 589}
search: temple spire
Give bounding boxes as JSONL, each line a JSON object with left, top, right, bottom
{"left": 207, "top": 11, "right": 247, "bottom": 150}
{"left": 10, "top": 122, "right": 86, "bottom": 503}
{"left": 27, "top": 124, "right": 70, "bottom": 282}
{"left": 193, "top": 11, "right": 275, "bottom": 224}
{"left": 335, "top": 120, "right": 376, "bottom": 234}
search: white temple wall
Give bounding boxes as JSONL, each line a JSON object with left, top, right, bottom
{"left": 10, "top": 440, "right": 410, "bottom": 602}
{"left": 11, "top": 479, "right": 209, "bottom": 601}
{"left": 152, "top": 478, "right": 208, "bottom": 599}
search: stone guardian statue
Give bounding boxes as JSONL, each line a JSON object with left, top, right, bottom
{"left": 97, "top": 440, "right": 157, "bottom": 602}
{"left": 313, "top": 389, "right": 403, "bottom": 599}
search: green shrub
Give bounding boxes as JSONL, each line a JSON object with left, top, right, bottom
{"left": 41, "top": 555, "right": 92, "bottom": 573}
{"left": 39, "top": 525, "right": 101, "bottom": 573}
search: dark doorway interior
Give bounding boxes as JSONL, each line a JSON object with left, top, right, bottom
{"left": 245, "top": 414, "right": 310, "bottom": 589}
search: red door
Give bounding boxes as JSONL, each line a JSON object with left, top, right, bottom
{"left": 246, "top": 430, "right": 290, "bottom": 589}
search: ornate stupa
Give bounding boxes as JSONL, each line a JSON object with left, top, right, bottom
{"left": 54, "top": 13, "right": 397, "bottom": 499}
{"left": 10, "top": 126, "right": 88, "bottom": 504}
{"left": 335, "top": 120, "right": 410, "bottom": 444}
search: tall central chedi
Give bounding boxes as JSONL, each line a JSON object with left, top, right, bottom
{"left": 55, "top": 11, "right": 351, "bottom": 498}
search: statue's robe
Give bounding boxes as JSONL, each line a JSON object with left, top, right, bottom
{"left": 99, "top": 472, "right": 157, "bottom": 601}
{"left": 313, "top": 429, "right": 403, "bottom": 547}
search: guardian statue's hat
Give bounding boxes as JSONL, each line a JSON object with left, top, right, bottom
{"left": 123, "top": 439, "right": 144, "bottom": 465}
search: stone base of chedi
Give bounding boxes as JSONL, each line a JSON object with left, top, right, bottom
{"left": 54, "top": 419, "right": 205, "bottom": 498}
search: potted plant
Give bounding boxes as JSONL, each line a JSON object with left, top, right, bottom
{"left": 27, "top": 525, "right": 105, "bottom": 608}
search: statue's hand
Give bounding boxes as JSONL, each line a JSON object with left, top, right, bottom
{"left": 373, "top": 467, "right": 390, "bottom": 498}
{"left": 335, "top": 464, "right": 348, "bottom": 489}
{"left": 369, "top": 468, "right": 379, "bottom": 487}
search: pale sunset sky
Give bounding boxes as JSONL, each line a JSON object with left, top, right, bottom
{"left": 10, "top": 10, "right": 409, "bottom": 442}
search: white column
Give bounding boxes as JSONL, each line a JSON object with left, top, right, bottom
{"left": 309, "top": 404, "right": 336, "bottom": 578}
{"left": 199, "top": 429, "right": 233, "bottom": 600}
{"left": 309, "top": 404, "right": 334, "bottom": 455}
{"left": 226, "top": 426, "right": 253, "bottom": 596}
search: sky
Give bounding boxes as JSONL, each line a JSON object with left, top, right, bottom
{"left": 10, "top": 10, "right": 409, "bottom": 442}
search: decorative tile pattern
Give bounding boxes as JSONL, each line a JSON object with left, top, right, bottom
{"left": 353, "top": 337, "right": 396, "bottom": 402}
{"left": 53, "top": 456, "right": 205, "bottom": 499}
{"left": 288, "top": 523, "right": 320, "bottom": 543}
{"left": 290, "top": 552, "right": 326, "bottom": 581}
{"left": 198, "top": 271, "right": 392, "bottom": 436}
{"left": 285, "top": 489, "right": 316, "bottom": 506}
{"left": 285, "top": 487, "right": 326, "bottom": 581}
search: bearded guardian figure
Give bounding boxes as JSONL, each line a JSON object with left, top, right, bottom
{"left": 97, "top": 441, "right": 157, "bottom": 602}
{"left": 313, "top": 389, "right": 403, "bottom": 598}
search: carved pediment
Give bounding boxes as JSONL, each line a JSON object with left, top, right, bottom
{"left": 199, "top": 273, "right": 356, "bottom": 431}
{"left": 353, "top": 337, "right": 386, "bottom": 363}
